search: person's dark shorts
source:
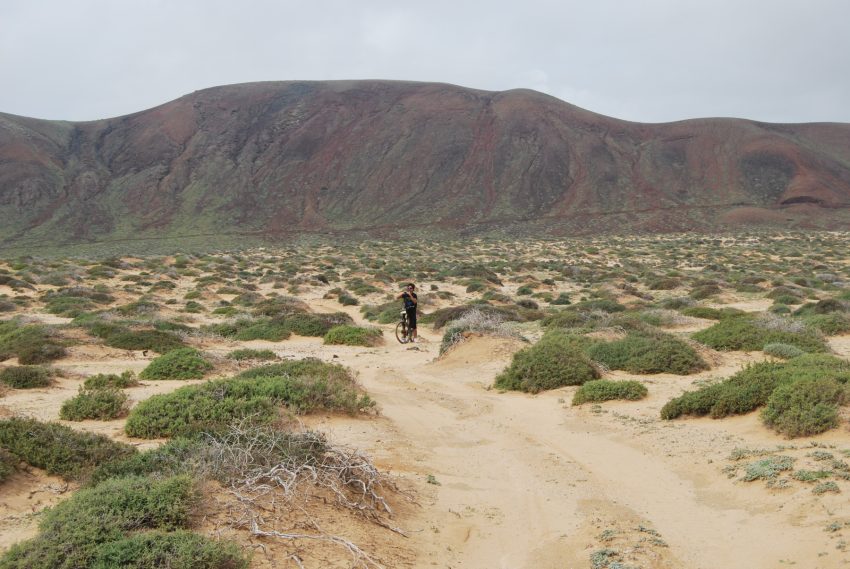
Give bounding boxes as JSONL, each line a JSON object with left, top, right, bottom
{"left": 406, "top": 307, "right": 417, "bottom": 330}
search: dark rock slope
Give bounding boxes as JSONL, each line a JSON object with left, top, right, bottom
{"left": 2, "top": 80, "right": 850, "bottom": 248}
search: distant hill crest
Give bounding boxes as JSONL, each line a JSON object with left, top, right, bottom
{"left": 2, "top": 80, "right": 850, "bottom": 249}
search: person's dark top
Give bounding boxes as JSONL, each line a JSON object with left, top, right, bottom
{"left": 402, "top": 291, "right": 417, "bottom": 310}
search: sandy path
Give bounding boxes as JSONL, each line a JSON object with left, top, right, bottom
{"left": 312, "top": 330, "right": 850, "bottom": 569}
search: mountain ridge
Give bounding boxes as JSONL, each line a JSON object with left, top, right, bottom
{"left": 2, "top": 80, "right": 850, "bottom": 250}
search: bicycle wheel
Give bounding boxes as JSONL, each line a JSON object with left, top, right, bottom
{"left": 395, "top": 320, "right": 410, "bottom": 344}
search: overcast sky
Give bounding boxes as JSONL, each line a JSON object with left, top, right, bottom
{"left": 2, "top": 0, "right": 848, "bottom": 124}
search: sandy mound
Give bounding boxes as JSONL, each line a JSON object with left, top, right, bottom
{"left": 433, "top": 334, "right": 526, "bottom": 368}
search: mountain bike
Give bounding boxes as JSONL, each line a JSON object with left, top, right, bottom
{"left": 395, "top": 310, "right": 413, "bottom": 344}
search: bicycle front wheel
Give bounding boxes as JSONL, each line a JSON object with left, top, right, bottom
{"left": 395, "top": 320, "right": 409, "bottom": 344}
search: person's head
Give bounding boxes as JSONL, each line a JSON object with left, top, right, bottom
{"left": 406, "top": 283, "right": 416, "bottom": 291}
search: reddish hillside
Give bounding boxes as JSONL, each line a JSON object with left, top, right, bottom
{"left": 2, "top": 80, "right": 850, "bottom": 248}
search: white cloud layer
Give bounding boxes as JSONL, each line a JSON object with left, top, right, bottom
{"left": 1, "top": 0, "right": 848, "bottom": 123}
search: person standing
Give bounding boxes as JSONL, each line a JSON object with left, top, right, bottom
{"left": 397, "top": 283, "right": 418, "bottom": 342}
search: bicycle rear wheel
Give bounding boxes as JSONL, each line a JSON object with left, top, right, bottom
{"left": 395, "top": 320, "right": 409, "bottom": 344}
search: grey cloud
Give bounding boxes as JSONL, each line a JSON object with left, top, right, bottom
{"left": 1, "top": 0, "right": 848, "bottom": 123}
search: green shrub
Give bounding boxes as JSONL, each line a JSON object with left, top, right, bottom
{"left": 282, "top": 312, "right": 353, "bottom": 336}
{"left": 324, "top": 325, "right": 383, "bottom": 346}
{"left": 690, "top": 284, "right": 722, "bottom": 300}
{"left": 586, "top": 331, "right": 707, "bottom": 375}
{"left": 813, "top": 481, "right": 841, "bottom": 494}
{"left": 794, "top": 298, "right": 847, "bottom": 316}
{"left": 571, "top": 299, "right": 626, "bottom": 313}
{"left": 126, "top": 360, "right": 373, "bottom": 438}
{"left": 338, "top": 293, "right": 359, "bottom": 306}
{"left": 762, "top": 343, "right": 805, "bottom": 359}
{"left": 680, "top": 306, "right": 744, "bottom": 320}
{"left": 550, "top": 292, "right": 571, "bottom": 305}
{"left": 692, "top": 316, "right": 827, "bottom": 353}
{"left": 0, "top": 448, "right": 16, "bottom": 484}
{"left": 802, "top": 313, "right": 850, "bottom": 335}
{"left": 60, "top": 388, "right": 129, "bottom": 421}
{"left": 0, "top": 418, "right": 136, "bottom": 481}
{"left": 360, "top": 301, "right": 401, "bottom": 324}
{"left": 88, "top": 530, "right": 248, "bottom": 569}
{"left": 226, "top": 348, "right": 277, "bottom": 361}
{"left": 647, "top": 277, "right": 681, "bottom": 290}
{"left": 541, "top": 309, "right": 586, "bottom": 329}
{"left": 203, "top": 318, "right": 291, "bottom": 341}
{"left": 0, "top": 321, "right": 66, "bottom": 364}
{"left": 772, "top": 294, "right": 802, "bottom": 305}
{"left": 89, "top": 438, "right": 202, "bottom": 484}
{"left": 139, "top": 348, "right": 213, "bottom": 380}
{"left": 494, "top": 331, "right": 599, "bottom": 393}
{"left": 761, "top": 377, "right": 848, "bottom": 437}
{"left": 115, "top": 299, "right": 161, "bottom": 316}
{"left": 0, "top": 366, "right": 52, "bottom": 388}
{"left": 86, "top": 323, "right": 184, "bottom": 354}
{"left": 572, "top": 380, "right": 648, "bottom": 405}
{"left": 0, "top": 475, "right": 245, "bottom": 569}
{"left": 660, "top": 297, "right": 694, "bottom": 310}
{"left": 741, "top": 456, "right": 795, "bottom": 481}
{"left": 661, "top": 354, "right": 850, "bottom": 421}
{"left": 83, "top": 371, "right": 139, "bottom": 389}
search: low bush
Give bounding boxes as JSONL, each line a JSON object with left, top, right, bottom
{"left": 0, "top": 448, "right": 16, "bottom": 484}
{"left": 586, "top": 331, "right": 707, "bottom": 375}
{"left": 0, "top": 418, "right": 136, "bottom": 481}
{"left": 0, "top": 474, "right": 246, "bottom": 569}
{"left": 0, "top": 366, "right": 52, "bottom": 388}
{"left": 661, "top": 354, "right": 850, "bottom": 423}
{"left": 60, "top": 388, "right": 130, "bottom": 421}
{"left": 772, "top": 294, "right": 802, "bottom": 305}
{"left": 761, "top": 377, "right": 848, "bottom": 437}
{"left": 282, "top": 312, "right": 353, "bottom": 336}
{"left": 550, "top": 292, "right": 572, "bottom": 305}
{"left": 0, "top": 321, "right": 66, "bottom": 364}
{"left": 90, "top": 438, "right": 203, "bottom": 484}
{"left": 139, "top": 348, "right": 213, "bottom": 380}
{"left": 692, "top": 315, "right": 827, "bottom": 353}
{"left": 494, "top": 331, "right": 599, "bottom": 393}
{"left": 323, "top": 325, "right": 383, "bottom": 346}
{"left": 86, "top": 323, "right": 184, "bottom": 354}
{"left": 203, "top": 318, "right": 291, "bottom": 341}
{"left": 802, "top": 313, "right": 850, "bottom": 336}
{"left": 570, "top": 299, "right": 626, "bottom": 313}
{"left": 572, "top": 380, "right": 648, "bottom": 405}
{"left": 647, "top": 277, "right": 681, "bottom": 290}
{"left": 541, "top": 309, "right": 587, "bottom": 329}
{"left": 83, "top": 371, "right": 139, "bottom": 389}
{"left": 86, "top": 529, "right": 248, "bottom": 569}
{"left": 360, "top": 301, "right": 401, "bottom": 324}
{"left": 226, "top": 348, "right": 278, "bottom": 361}
{"left": 126, "top": 360, "right": 373, "bottom": 438}
{"left": 690, "top": 284, "right": 722, "bottom": 300}
{"left": 762, "top": 343, "right": 805, "bottom": 359}
{"left": 338, "top": 293, "right": 359, "bottom": 306}
{"left": 680, "top": 306, "right": 744, "bottom": 320}
{"left": 794, "top": 298, "right": 847, "bottom": 316}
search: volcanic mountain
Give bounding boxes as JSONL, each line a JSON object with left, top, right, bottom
{"left": 2, "top": 80, "right": 850, "bottom": 249}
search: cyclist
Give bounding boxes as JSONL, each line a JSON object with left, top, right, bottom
{"left": 397, "top": 283, "right": 418, "bottom": 342}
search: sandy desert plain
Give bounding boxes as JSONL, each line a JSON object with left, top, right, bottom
{"left": 1, "top": 232, "right": 850, "bottom": 569}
